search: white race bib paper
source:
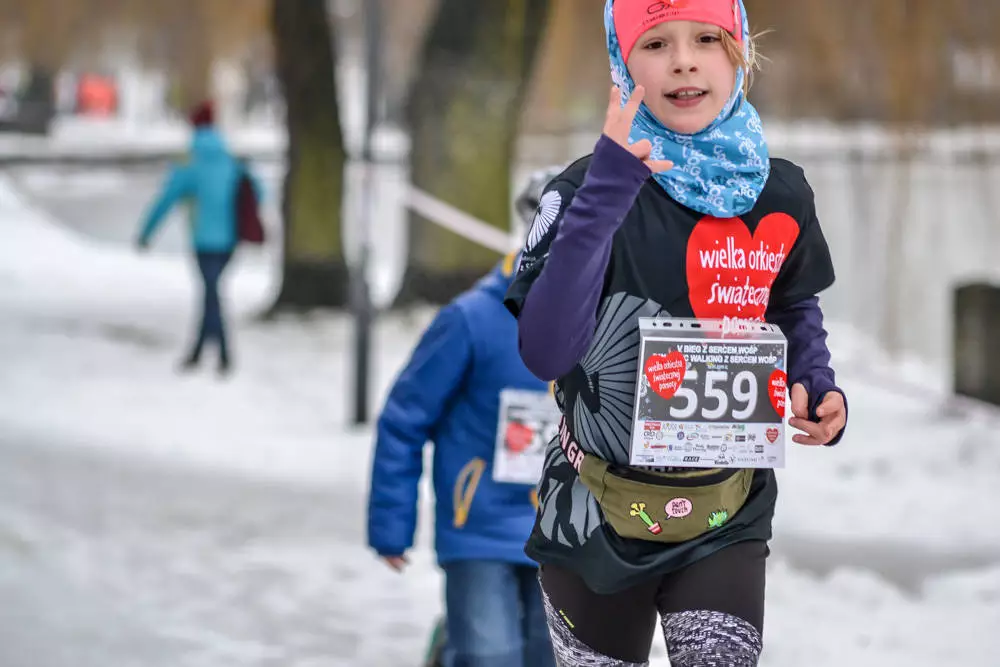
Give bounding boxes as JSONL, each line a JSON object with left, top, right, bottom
{"left": 493, "top": 388, "right": 562, "bottom": 484}
{"left": 630, "top": 318, "right": 788, "bottom": 469}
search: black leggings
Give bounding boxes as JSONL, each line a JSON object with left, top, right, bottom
{"left": 540, "top": 540, "right": 767, "bottom": 665}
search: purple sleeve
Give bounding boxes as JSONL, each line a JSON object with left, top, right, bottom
{"left": 516, "top": 136, "right": 651, "bottom": 381}
{"left": 766, "top": 296, "right": 847, "bottom": 446}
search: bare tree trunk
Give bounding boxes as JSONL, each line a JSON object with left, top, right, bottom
{"left": 270, "top": 0, "right": 349, "bottom": 311}
{"left": 395, "top": 0, "right": 553, "bottom": 305}
{"left": 173, "top": 8, "right": 212, "bottom": 111}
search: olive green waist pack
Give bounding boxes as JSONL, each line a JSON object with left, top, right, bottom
{"left": 578, "top": 455, "right": 753, "bottom": 543}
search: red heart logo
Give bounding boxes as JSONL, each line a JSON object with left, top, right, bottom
{"left": 644, "top": 351, "right": 686, "bottom": 400}
{"left": 686, "top": 213, "right": 800, "bottom": 320}
{"left": 765, "top": 427, "right": 780, "bottom": 443}
{"left": 505, "top": 422, "right": 535, "bottom": 453}
{"left": 768, "top": 369, "right": 787, "bottom": 417}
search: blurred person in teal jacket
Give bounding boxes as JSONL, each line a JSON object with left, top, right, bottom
{"left": 136, "top": 101, "right": 259, "bottom": 375}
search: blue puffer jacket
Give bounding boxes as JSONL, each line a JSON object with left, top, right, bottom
{"left": 367, "top": 255, "right": 548, "bottom": 566}
{"left": 138, "top": 127, "right": 252, "bottom": 252}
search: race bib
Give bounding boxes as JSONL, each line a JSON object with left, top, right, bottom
{"left": 630, "top": 318, "right": 788, "bottom": 469}
{"left": 493, "top": 388, "right": 561, "bottom": 484}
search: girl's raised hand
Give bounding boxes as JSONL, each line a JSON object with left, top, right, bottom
{"left": 603, "top": 85, "right": 673, "bottom": 174}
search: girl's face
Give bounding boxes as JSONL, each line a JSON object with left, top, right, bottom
{"left": 626, "top": 20, "right": 737, "bottom": 135}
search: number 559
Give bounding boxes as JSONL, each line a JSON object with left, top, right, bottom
{"left": 668, "top": 369, "right": 758, "bottom": 421}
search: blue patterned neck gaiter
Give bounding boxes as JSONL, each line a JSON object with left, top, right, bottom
{"left": 604, "top": 0, "right": 770, "bottom": 217}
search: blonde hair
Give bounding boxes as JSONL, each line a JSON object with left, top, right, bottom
{"left": 720, "top": 29, "right": 767, "bottom": 96}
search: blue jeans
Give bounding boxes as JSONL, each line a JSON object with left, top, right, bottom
{"left": 441, "top": 560, "right": 555, "bottom": 667}
{"left": 188, "top": 251, "right": 233, "bottom": 365}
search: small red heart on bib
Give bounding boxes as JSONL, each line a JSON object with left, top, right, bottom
{"left": 768, "top": 369, "right": 787, "bottom": 417}
{"left": 765, "top": 426, "right": 780, "bottom": 443}
{"left": 644, "top": 351, "right": 687, "bottom": 400}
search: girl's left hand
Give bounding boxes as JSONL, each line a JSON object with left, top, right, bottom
{"left": 789, "top": 383, "right": 846, "bottom": 446}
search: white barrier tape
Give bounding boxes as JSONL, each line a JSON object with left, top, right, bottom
{"left": 403, "top": 185, "right": 512, "bottom": 254}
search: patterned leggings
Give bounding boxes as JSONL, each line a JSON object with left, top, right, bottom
{"left": 539, "top": 541, "right": 767, "bottom": 666}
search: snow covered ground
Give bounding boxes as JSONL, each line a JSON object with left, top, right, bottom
{"left": 1, "top": 171, "right": 999, "bottom": 666}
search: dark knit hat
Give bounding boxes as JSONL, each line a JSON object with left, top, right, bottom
{"left": 189, "top": 100, "right": 215, "bottom": 127}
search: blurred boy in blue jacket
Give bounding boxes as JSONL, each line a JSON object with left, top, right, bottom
{"left": 136, "top": 101, "right": 259, "bottom": 375}
{"left": 367, "top": 233, "right": 559, "bottom": 666}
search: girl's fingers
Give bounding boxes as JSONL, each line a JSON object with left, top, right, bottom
{"left": 629, "top": 138, "right": 652, "bottom": 159}
{"left": 645, "top": 159, "right": 674, "bottom": 173}
{"left": 604, "top": 84, "right": 664, "bottom": 168}
{"left": 607, "top": 85, "right": 622, "bottom": 116}
{"left": 791, "top": 416, "right": 834, "bottom": 445}
{"left": 816, "top": 392, "right": 844, "bottom": 418}
{"left": 790, "top": 417, "right": 824, "bottom": 439}
{"left": 623, "top": 85, "right": 645, "bottom": 121}
{"left": 604, "top": 86, "right": 626, "bottom": 142}
{"left": 629, "top": 139, "right": 673, "bottom": 173}
{"left": 821, "top": 413, "right": 845, "bottom": 436}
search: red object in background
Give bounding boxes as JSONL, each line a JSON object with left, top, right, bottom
{"left": 505, "top": 422, "right": 535, "bottom": 454}
{"left": 189, "top": 100, "right": 215, "bottom": 127}
{"left": 76, "top": 74, "right": 118, "bottom": 116}
{"left": 235, "top": 172, "right": 265, "bottom": 245}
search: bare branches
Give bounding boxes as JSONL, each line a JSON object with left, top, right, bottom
{"left": 0, "top": 0, "right": 268, "bottom": 71}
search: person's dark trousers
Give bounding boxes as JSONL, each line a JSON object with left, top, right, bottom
{"left": 185, "top": 250, "right": 234, "bottom": 370}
